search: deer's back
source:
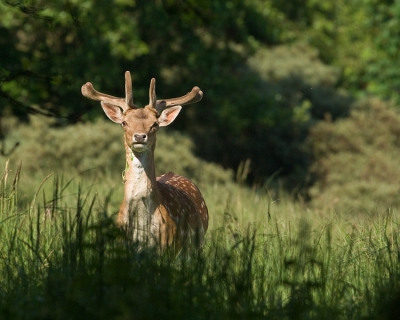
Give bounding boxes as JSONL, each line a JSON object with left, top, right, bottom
{"left": 157, "top": 172, "right": 209, "bottom": 239}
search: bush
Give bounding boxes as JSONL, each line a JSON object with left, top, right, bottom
{"left": 232, "top": 43, "right": 353, "bottom": 187}
{"left": 1, "top": 115, "right": 233, "bottom": 193}
{"left": 308, "top": 97, "right": 400, "bottom": 212}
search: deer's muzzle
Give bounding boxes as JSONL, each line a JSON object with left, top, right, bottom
{"left": 134, "top": 133, "right": 147, "bottom": 143}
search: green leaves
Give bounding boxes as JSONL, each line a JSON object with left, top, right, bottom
{"left": 3, "top": 0, "right": 400, "bottom": 195}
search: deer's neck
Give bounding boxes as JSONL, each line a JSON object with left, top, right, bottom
{"left": 124, "top": 149, "right": 157, "bottom": 199}
{"left": 119, "top": 144, "right": 160, "bottom": 238}
{"left": 125, "top": 148, "right": 158, "bottom": 204}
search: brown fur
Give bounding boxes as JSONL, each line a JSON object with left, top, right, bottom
{"left": 117, "top": 105, "right": 208, "bottom": 249}
{"left": 81, "top": 74, "right": 208, "bottom": 250}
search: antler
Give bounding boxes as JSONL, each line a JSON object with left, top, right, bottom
{"left": 149, "top": 78, "right": 157, "bottom": 109}
{"left": 124, "top": 71, "right": 135, "bottom": 108}
{"left": 81, "top": 71, "right": 136, "bottom": 111}
{"left": 82, "top": 72, "right": 203, "bottom": 113}
{"left": 155, "top": 86, "right": 203, "bottom": 114}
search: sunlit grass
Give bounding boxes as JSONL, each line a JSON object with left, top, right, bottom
{"left": 1, "top": 162, "right": 400, "bottom": 319}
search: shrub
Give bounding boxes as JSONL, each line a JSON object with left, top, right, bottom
{"left": 232, "top": 43, "right": 352, "bottom": 187}
{"left": 308, "top": 97, "right": 400, "bottom": 212}
{"left": 1, "top": 115, "right": 233, "bottom": 193}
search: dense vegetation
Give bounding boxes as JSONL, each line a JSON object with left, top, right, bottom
{"left": 1, "top": 160, "right": 400, "bottom": 319}
{"left": 3, "top": 0, "right": 400, "bottom": 193}
{"left": 1, "top": 114, "right": 233, "bottom": 203}
{"left": 2, "top": 1, "right": 400, "bottom": 318}
{"left": 308, "top": 98, "right": 400, "bottom": 212}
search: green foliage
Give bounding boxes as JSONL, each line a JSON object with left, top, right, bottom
{"left": 233, "top": 43, "right": 352, "bottom": 186}
{"left": 360, "top": 0, "right": 400, "bottom": 102}
{"left": 308, "top": 97, "right": 400, "bottom": 211}
{"left": 1, "top": 114, "right": 233, "bottom": 199}
{"left": 288, "top": 0, "right": 400, "bottom": 104}
{"left": 0, "top": 0, "right": 276, "bottom": 120}
{"left": 3, "top": 0, "right": 400, "bottom": 203}
{"left": 0, "top": 0, "right": 352, "bottom": 187}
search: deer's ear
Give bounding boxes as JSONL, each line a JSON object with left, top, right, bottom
{"left": 158, "top": 106, "right": 182, "bottom": 127}
{"left": 101, "top": 102, "right": 124, "bottom": 123}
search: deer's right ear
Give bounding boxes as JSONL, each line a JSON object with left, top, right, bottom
{"left": 101, "top": 102, "right": 124, "bottom": 124}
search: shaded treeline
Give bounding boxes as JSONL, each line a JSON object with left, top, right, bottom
{"left": 1, "top": 0, "right": 400, "bottom": 208}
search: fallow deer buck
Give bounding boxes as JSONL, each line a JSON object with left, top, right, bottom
{"left": 81, "top": 72, "right": 208, "bottom": 249}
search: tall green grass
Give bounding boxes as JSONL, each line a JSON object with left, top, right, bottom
{"left": 1, "top": 161, "right": 400, "bottom": 319}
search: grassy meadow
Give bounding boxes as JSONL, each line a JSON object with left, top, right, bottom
{"left": 1, "top": 116, "right": 400, "bottom": 319}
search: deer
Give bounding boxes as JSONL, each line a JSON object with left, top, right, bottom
{"left": 81, "top": 71, "right": 208, "bottom": 250}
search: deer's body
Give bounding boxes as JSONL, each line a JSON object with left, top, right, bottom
{"left": 81, "top": 72, "right": 208, "bottom": 249}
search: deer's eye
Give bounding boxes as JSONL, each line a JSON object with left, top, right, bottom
{"left": 121, "top": 121, "right": 127, "bottom": 127}
{"left": 151, "top": 122, "right": 159, "bottom": 130}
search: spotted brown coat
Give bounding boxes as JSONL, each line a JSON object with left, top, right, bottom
{"left": 81, "top": 71, "right": 208, "bottom": 249}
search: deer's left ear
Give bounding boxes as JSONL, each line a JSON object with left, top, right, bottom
{"left": 158, "top": 106, "right": 182, "bottom": 127}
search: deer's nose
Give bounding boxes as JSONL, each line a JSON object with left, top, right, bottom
{"left": 134, "top": 133, "right": 147, "bottom": 143}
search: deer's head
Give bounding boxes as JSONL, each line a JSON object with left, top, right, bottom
{"left": 81, "top": 72, "right": 203, "bottom": 153}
